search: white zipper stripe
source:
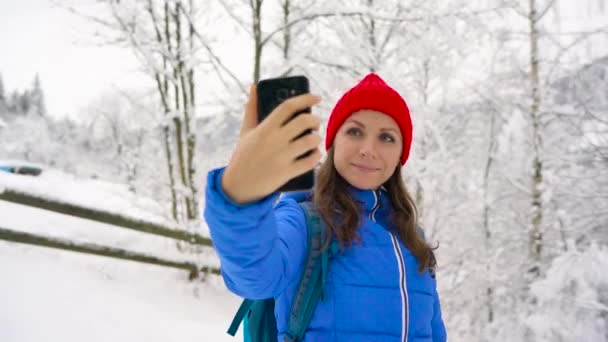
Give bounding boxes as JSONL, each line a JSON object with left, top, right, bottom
{"left": 390, "top": 233, "right": 408, "bottom": 342}
{"left": 371, "top": 189, "right": 408, "bottom": 342}
{"left": 370, "top": 190, "right": 380, "bottom": 222}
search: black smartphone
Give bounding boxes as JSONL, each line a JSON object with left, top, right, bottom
{"left": 257, "top": 75, "right": 314, "bottom": 192}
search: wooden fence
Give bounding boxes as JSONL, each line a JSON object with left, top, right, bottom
{"left": 0, "top": 189, "right": 219, "bottom": 279}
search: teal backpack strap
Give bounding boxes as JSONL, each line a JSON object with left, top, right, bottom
{"left": 228, "top": 298, "right": 276, "bottom": 342}
{"left": 283, "top": 202, "right": 336, "bottom": 342}
{"left": 227, "top": 299, "right": 254, "bottom": 336}
{"left": 226, "top": 201, "right": 337, "bottom": 342}
{"left": 321, "top": 240, "right": 340, "bottom": 301}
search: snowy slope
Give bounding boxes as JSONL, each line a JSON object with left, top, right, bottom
{"left": 0, "top": 241, "right": 241, "bottom": 341}
{"left": 0, "top": 159, "right": 175, "bottom": 231}
{"left": 0, "top": 163, "right": 242, "bottom": 341}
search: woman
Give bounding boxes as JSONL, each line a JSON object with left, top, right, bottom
{"left": 204, "top": 73, "right": 447, "bottom": 341}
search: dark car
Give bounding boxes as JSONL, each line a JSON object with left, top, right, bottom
{"left": 0, "top": 163, "right": 43, "bottom": 176}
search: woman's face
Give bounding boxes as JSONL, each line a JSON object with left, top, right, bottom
{"left": 333, "top": 110, "right": 403, "bottom": 190}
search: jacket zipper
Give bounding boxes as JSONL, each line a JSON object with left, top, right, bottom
{"left": 370, "top": 189, "right": 381, "bottom": 222}
{"left": 371, "top": 189, "right": 408, "bottom": 342}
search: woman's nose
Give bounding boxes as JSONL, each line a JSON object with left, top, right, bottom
{"left": 358, "top": 138, "right": 377, "bottom": 159}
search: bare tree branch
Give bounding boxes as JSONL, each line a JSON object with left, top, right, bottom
{"left": 177, "top": 4, "right": 247, "bottom": 94}
{"left": 536, "top": 0, "right": 558, "bottom": 21}
{"left": 216, "top": 0, "right": 253, "bottom": 37}
{"left": 260, "top": 11, "right": 425, "bottom": 47}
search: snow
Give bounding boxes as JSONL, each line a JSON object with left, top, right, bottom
{"left": 0, "top": 200, "right": 219, "bottom": 268}
{"left": 0, "top": 241, "right": 241, "bottom": 341}
{"left": 1, "top": 1, "right": 606, "bottom": 341}
{"left": 0, "top": 163, "right": 242, "bottom": 341}
{"left": 527, "top": 243, "right": 608, "bottom": 342}
{"left": 0, "top": 159, "right": 176, "bottom": 232}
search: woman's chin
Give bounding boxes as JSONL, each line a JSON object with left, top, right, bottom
{"left": 344, "top": 174, "right": 382, "bottom": 190}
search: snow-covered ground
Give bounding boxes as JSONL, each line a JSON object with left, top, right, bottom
{"left": 0, "top": 163, "right": 242, "bottom": 341}
{"left": 0, "top": 159, "right": 177, "bottom": 231}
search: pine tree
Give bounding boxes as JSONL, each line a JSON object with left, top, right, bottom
{"left": 9, "top": 90, "right": 20, "bottom": 114}
{"left": 19, "top": 90, "right": 32, "bottom": 114}
{"left": 30, "top": 73, "right": 47, "bottom": 116}
{"left": 0, "top": 73, "right": 6, "bottom": 113}
{"left": 0, "top": 73, "right": 5, "bottom": 104}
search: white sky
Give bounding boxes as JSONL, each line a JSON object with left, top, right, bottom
{"left": 0, "top": 0, "right": 146, "bottom": 119}
{"left": 0, "top": 0, "right": 606, "bottom": 119}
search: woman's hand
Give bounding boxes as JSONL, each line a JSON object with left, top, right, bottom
{"left": 221, "top": 85, "right": 323, "bottom": 204}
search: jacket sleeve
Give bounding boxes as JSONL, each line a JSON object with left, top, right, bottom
{"left": 203, "top": 167, "right": 308, "bottom": 300}
{"left": 431, "top": 276, "right": 447, "bottom": 342}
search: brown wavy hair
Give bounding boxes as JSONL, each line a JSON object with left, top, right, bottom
{"left": 312, "top": 148, "right": 437, "bottom": 272}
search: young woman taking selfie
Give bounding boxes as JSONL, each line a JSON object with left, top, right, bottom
{"left": 204, "top": 73, "right": 447, "bottom": 342}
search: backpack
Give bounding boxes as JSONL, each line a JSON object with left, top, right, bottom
{"left": 227, "top": 201, "right": 427, "bottom": 342}
{"left": 227, "top": 201, "right": 338, "bottom": 342}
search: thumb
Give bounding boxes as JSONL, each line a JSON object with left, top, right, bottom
{"left": 240, "top": 84, "right": 258, "bottom": 137}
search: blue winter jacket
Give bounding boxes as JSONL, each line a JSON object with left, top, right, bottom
{"left": 204, "top": 167, "right": 447, "bottom": 342}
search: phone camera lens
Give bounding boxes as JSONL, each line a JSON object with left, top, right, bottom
{"left": 277, "top": 89, "right": 289, "bottom": 101}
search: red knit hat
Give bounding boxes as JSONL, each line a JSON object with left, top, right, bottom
{"left": 325, "top": 73, "right": 413, "bottom": 166}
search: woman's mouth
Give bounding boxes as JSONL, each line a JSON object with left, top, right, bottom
{"left": 351, "top": 163, "right": 379, "bottom": 173}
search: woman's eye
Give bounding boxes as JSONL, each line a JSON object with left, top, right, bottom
{"left": 346, "top": 127, "right": 362, "bottom": 136}
{"left": 380, "top": 133, "right": 395, "bottom": 143}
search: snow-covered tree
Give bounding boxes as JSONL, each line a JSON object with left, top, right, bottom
{"left": 29, "top": 73, "right": 47, "bottom": 116}
{"left": 0, "top": 73, "right": 6, "bottom": 108}
{"left": 29, "top": 1, "right": 605, "bottom": 339}
{"left": 60, "top": 0, "right": 223, "bottom": 223}
{"left": 0, "top": 76, "right": 7, "bottom": 116}
{"left": 19, "top": 91, "right": 32, "bottom": 115}
{"left": 529, "top": 243, "right": 608, "bottom": 341}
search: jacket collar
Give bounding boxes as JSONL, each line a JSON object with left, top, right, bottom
{"left": 280, "top": 186, "right": 390, "bottom": 215}
{"left": 348, "top": 185, "right": 389, "bottom": 213}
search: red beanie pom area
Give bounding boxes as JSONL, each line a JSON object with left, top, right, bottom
{"left": 325, "top": 73, "right": 413, "bottom": 166}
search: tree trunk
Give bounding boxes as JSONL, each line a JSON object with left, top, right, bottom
{"left": 158, "top": 0, "right": 179, "bottom": 220}
{"left": 528, "top": 0, "right": 544, "bottom": 280}
{"left": 367, "top": 0, "right": 377, "bottom": 72}
{"left": 415, "top": 60, "right": 431, "bottom": 220}
{"left": 282, "top": 0, "right": 290, "bottom": 60}
{"left": 483, "top": 110, "right": 497, "bottom": 324}
{"left": 525, "top": 1, "right": 544, "bottom": 340}
{"left": 186, "top": 0, "right": 198, "bottom": 220}
{"left": 163, "top": 124, "right": 178, "bottom": 220}
{"left": 173, "top": 1, "right": 193, "bottom": 221}
{"left": 147, "top": 0, "right": 179, "bottom": 220}
{"left": 252, "top": 0, "right": 263, "bottom": 83}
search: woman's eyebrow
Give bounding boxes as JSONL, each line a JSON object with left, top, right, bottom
{"left": 347, "top": 119, "right": 398, "bottom": 133}
{"left": 346, "top": 119, "right": 365, "bottom": 127}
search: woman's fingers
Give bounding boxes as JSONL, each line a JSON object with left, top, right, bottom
{"left": 222, "top": 92, "right": 322, "bottom": 204}
{"left": 240, "top": 85, "right": 259, "bottom": 137}
{"left": 264, "top": 94, "right": 321, "bottom": 129}
{"left": 286, "top": 133, "right": 322, "bottom": 160}
{"left": 282, "top": 113, "right": 321, "bottom": 142}
{"left": 290, "top": 148, "right": 322, "bottom": 176}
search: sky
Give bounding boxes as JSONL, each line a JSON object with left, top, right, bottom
{"left": 0, "top": 0, "right": 147, "bottom": 119}
{"left": 0, "top": 0, "right": 606, "bottom": 120}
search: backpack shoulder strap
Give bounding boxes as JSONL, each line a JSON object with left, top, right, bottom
{"left": 227, "top": 299, "right": 255, "bottom": 336}
{"left": 283, "top": 202, "right": 336, "bottom": 342}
